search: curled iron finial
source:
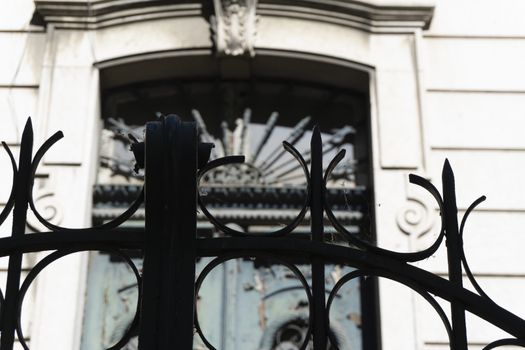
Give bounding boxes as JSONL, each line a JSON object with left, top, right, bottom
{"left": 324, "top": 152, "right": 446, "bottom": 262}
{"left": 459, "top": 195, "right": 495, "bottom": 301}
{"left": 28, "top": 131, "right": 144, "bottom": 232}
{"left": 0, "top": 142, "right": 17, "bottom": 226}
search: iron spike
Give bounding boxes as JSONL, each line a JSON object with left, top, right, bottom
{"left": 21, "top": 117, "right": 33, "bottom": 144}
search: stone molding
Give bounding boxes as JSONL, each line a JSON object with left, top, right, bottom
{"left": 396, "top": 196, "right": 434, "bottom": 238}
{"left": 26, "top": 190, "right": 63, "bottom": 232}
{"left": 32, "top": 1, "right": 203, "bottom": 29}
{"left": 33, "top": 0, "right": 434, "bottom": 31}
{"left": 259, "top": 0, "right": 434, "bottom": 33}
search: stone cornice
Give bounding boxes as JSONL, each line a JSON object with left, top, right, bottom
{"left": 258, "top": 0, "right": 434, "bottom": 32}
{"left": 33, "top": 0, "right": 434, "bottom": 31}
{"left": 32, "top": 0, "right": 204, "bottom": 29}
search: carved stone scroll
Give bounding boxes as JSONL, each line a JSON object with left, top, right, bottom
{"left": 27, "top": 190, "right": 62, "bottom": 232}
{"left": 396, "top": 196, "right": 434, "bottom": 238}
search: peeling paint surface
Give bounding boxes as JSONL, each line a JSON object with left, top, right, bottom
{"left": 82, "top": 255, "right": 362, "bottom": 349}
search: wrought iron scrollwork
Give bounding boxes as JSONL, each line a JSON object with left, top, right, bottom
{"left": 27, "top": 129, "right": 144, "bottom": 232}
{"left": 194, "top": 254, "right": 313, "bottom": 350}
{"left": 15, "top": 248, "right": 142, "bottom": 350}
{"left": 197, "top": 141, "right": 311, "bottom": 237}
{"left": 323, "top": 148, "right": 447, "bottom": 262}
{"left": 0, "top": 142, "right": 17, "bottom": 226}
{"left": 195, "top": 126, "right": 525, "bottom": 349}
{"left": 0, "top": 116, "right": 525, "bottom": 349}
{"left": 0, "top": 119, "right": 145, "bottom": 350}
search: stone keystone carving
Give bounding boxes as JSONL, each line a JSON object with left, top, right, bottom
{"left": 211, "top": 0, "right": 258, "bottom": 57}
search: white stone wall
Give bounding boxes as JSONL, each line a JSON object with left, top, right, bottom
{"left": 415, "top": 1, "right": 525, "bottom": 348}
{"left": 1, "top": 1, "right": 44, "bottom": 348}
{"left": 0, "top": 0, "right": 524, "bottom": 349}
{"left": 0, "top": 1, "right": 96, "bottom": 348}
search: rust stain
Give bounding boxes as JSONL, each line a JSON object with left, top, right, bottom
{"left": 254, "top": 271, "right": 267, "bottom": 329}
{"left": 347, "top": 312, "right": 362, "bottom": 327}
{"left": 258, "top": 300, "right": 267, "bottom": 330}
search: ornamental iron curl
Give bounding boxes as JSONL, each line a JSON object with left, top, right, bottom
{"left": 0, "top": 116, "right": 524, "bottom": 349}
{"left": 194, "top": 254, "right": 314, "bottom": 350}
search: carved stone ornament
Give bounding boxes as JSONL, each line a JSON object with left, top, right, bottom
{"left": 211, "top": 0, "right": 258, "bottom": 57}
{"left": 27, "top": 190, "right": 62, "bottom": 233}
{"left": 396, "top": 196, "right": 434, "bottom": 238}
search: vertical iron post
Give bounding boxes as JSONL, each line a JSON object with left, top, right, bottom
{"left": 138, "top": 118, "right": 163, "bottom": 349}
{"left": 442, "top": 160, "right": 467, "bottom": 349}
{"left": 0, "top": 120, "right": 32, "bottom": 349}
{"left": 310, "top": 126, "right": 327, "bottom": 349}
{"left": 139, "top": 116, "right": 197, "bottom": 349}
{"left": 167, "top": 117, "right": 198, "bottom": 348}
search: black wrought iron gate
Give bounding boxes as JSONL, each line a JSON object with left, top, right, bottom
{"left": 1, "top": 115, "right": 525, "bottom": 349}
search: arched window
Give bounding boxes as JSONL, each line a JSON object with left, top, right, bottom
{"left": 83, "top": 56, "right": 375, "bottom": 350}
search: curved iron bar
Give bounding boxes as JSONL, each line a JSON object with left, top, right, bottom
{"left": 482, "top": 338, "right": 525, "bottom": 350}
{"left": 324, "top": 150, "right": 446, "bottom": 262}
{"left": 197, "top": 141, "right": 311, "bottom": 237}
{"left": 326, "top": 269, "right": 453, "bottom": 349}
{"left": 458, "top": 195, "right": 497, "bottom": 303}
{"left": 0, "top": 142, "right": 18, "bottom": 226}
{"left": 16, "top": 248, "right": 142, "bottom": 350}
{"left": 28, "top": 131, "right": 144, "bottom": 231}
{"left": 262, "top": 286, "right": 338, "bottom": 301}
{"left": 196, "top": 237, "right": 525, "bottom": 338}
{"left": 194, "top": 254, "right": 313, "bottom": 350}
{"left": 197, "top": 155, "right": 246, "bottom": 179}
{"left": 0, "top": 230, "right": 144, "bottom": 258}
{"left": 0, "top": 286, "right": 4, "bottom": 328}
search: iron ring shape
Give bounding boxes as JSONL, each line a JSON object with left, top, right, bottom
{"left": 197, "top": 141, "right": 311, "bottom": 237}
{"left": 194, "top": 253, "right": 313, "bottom": 350}
{"left": 0, "top": 142, "right": 17, "bottom": 226}
{"left": 16, "top": 248, "right": 142, "bottom": 350}
{"left": 28, "top": 131, "right": 144, "bottom": 232}
{"left": 326, "top": 269, "right": 453, "bottom": 349}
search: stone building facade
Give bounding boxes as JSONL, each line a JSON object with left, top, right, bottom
{"left": 1, "top": 0, "right": 525, "bottom": 349}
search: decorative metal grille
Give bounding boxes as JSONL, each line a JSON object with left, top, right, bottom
{"left": 0, "top": 116, "right": 524, "bottom": 349}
